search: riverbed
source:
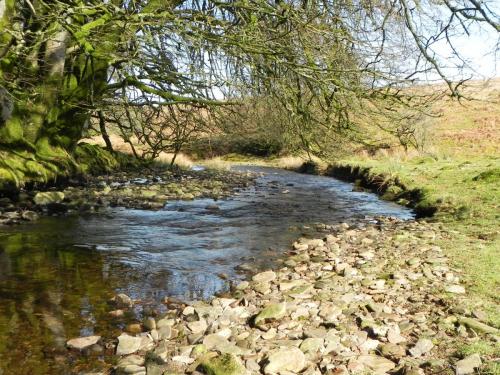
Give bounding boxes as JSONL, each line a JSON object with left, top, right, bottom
{"left": 0, "top": 166, "right": 413, "bottom": 374}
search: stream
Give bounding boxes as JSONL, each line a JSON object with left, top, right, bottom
{"left": 0, "top": 166, "right": 413, "bottom": 374}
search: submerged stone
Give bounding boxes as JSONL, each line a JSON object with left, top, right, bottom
{"left": 116, "top": 333, "right": 143, "bottom": 356}
{"left": 66, "top": 335, "right": 101, "bottom": 350}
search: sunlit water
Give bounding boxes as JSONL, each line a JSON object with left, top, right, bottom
{"left": 0, "top": 166, "right": 413, "bottom": 374}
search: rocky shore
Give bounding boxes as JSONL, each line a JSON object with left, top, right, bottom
{"left": 0, "top": 167, "right": 255, "bottom": 225}
{"left": 67, "top": 218, "right": 498, "bottom": 375}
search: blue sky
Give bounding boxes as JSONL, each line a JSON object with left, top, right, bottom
{"left": 432, "top": 16, "right": 499, "bottom": 80}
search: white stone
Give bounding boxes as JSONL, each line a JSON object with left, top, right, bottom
{"left": 252, "top": 270, "right": 277, "bottom": 283}
{"left": 264, "top": 347, "right": 306, "bottom": 374}
{"left": 187, "top": 319, "right": 207, "bottom": 334}
{"left": 445, "top": 285, "right": 466, "bottom": 294}
{"left": 66, "top": 335, "right": 100, "bottom": 350}
{"left": 116, "top": 334, "right": 142, "bottom": 356}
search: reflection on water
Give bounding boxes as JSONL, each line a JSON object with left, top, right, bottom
{"left": 0, "top": 166, "right": 413, "bottom": 374}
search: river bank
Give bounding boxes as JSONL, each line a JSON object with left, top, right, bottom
{"left": 0, "top": 155, "right": 497, "bottom": 374}
{"left": 0, "top": 162, "right": 255, "bottom": 226}
{"left": 64, "top": 217, "right": 498, "bottom": 375}
{"left": 313, "top": 157, "right": 499, "bottom": 330}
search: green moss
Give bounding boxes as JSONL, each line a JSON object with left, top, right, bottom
{"left": 0, "top": 141, "right": 136, "bottom": 192}
{"left": 36, "top": 137, "right": 70, "bottom": 159}
{"left": 0, "top": 117, "right": 24, "bottom": 144}
{"left": 0, "top": 167, "right": 17, "bottom": 191}
{"left": 381, "top": 184, "right": 403, "bottom": 200}
{"left": 74, "top": 143, "right": 119, "bottom": 174}
{"left": 254, "top": 303, "right": 287, "bottom": 325}
{"left": 198, "top": 354, "right": 246, "bottom": 375}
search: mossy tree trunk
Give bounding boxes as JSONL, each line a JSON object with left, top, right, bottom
{"left": 0, "top": 1, "right": 111, "bottom": 159}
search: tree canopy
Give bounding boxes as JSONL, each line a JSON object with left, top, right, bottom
{"left": 0, "top": 0, "right": 498, "bottom": 159}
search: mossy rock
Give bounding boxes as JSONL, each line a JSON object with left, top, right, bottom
{"left": 0, "top": 167, "right": 17, "bottom": 191}
{"left": 254, "top": 303, "right": 287, "bottom": 325}
{"left": 192, "top": 344, "right": 208, "bottom": 357}
{"left": 33, "top": 191, "right": 65, "bottom": 205}
{"left": 198, "top": 353, "right": 246, "bottom": 375}
{"left": 381, "top": 184, "right": 404, "bottom": 200}
{"left": 140, "top": 190, "right": 158, "bottom": 198}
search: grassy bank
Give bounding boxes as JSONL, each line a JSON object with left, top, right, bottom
{"left": 329, "top": 155, "right": 499, "bottom": 317}
{"left": 329, "top": 81, "right": 500, "bottom": 333}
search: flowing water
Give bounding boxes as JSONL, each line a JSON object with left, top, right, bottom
{"left": 0, "top": 166, "right": 413, "bottom": 374}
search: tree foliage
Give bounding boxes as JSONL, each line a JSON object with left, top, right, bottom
{"left": 0, "top": 0, "right": 498, "bottom": 160}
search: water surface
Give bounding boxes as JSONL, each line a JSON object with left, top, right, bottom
{"left": 0, "top": 166, "right": 413, "bottom": 374}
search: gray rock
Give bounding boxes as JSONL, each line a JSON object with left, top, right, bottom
{"left": 236, "top": 281, "right": 250, "bottom": 290}
{"left": 117, "top": 355, "right": 145, "bottom": 367}
{"left": 252, "top": 281, "right": 271, "bottom": 294}
{"left": 445, "top": 285, "right": 466, "bottom": 294}
{"left": 300, "top": 337, "right": 324, "bottom": 353}
{"left": 21, "top": 210, "right": 39, "bottom": 221}
{"left": 380, "top": 343, "right": 406, "bottom": 359}
{"left": 455, "top": 354, "right": 481, "bottom": 375}
{"left": 116, "top": 364, "right": 146, "bottom": 374}
{"left": 458, "top": 317, "right": 499, "bottom": 334}
{"left": 146, "top": 363, "right": 168, "bottom": 375}
{"left": 252, "top": 270, "right": 276, "bottom": 283}
{"left": 202, "top": 334, "right": 248, "bottom": 355}
{"left": 187, "top": 318, "right": 207, "bottom": 334}
{"left": 409, "top": 338, "right": 434, "bottom": 357}
{"left": 156, "top": 317, "right": 175, "bottom": 329}
{"left": 157, "top": 325, "right": 172, "bottom": 340}
{"left": 355, "top": 355, "right": 396, "bottom": 374}
{"left": 387, "top": 327, "right": 406, "bottom": 344}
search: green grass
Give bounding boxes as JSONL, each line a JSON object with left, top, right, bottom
{"left": 333, "top": 80, "right": 500, "bottom": 328}
{"left": 337, "top": 154, "right": 499, "bottom": 324}
{"left": 457, "top": 340, "right": 500, "bottom": 358}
